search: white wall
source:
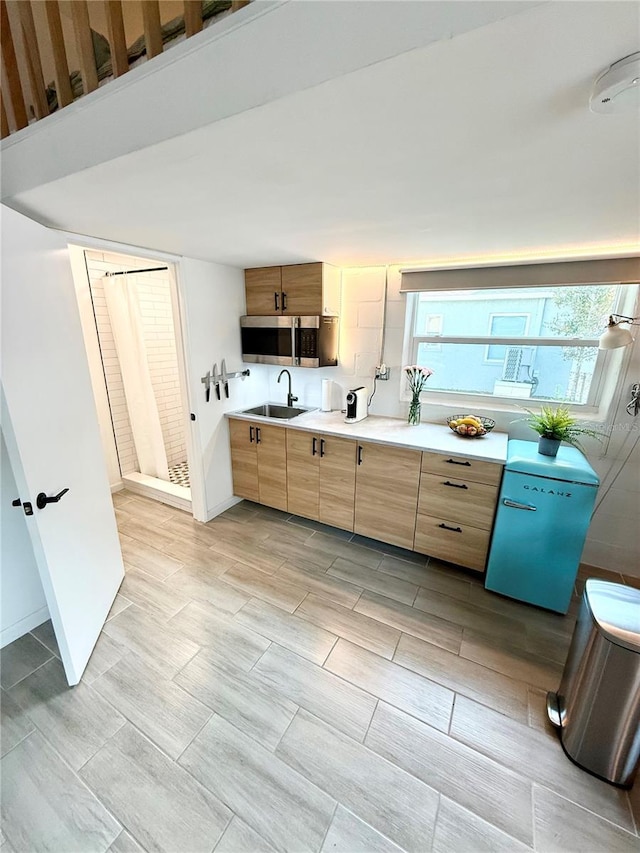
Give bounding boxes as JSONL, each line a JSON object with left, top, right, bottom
{"left": 0, "top": 430, "right": 48, "bottom": 647}
{"left": 582, "top": 334, "right": 640, "bottom": 576}
{"left": 178, "top": 257, "right": 270, "bottom": 521}
{"left": 1, "top": 2, "right": 535, "bottom": 202}
{"left": 263, "top": 265, "right": 640, "bottom": 578}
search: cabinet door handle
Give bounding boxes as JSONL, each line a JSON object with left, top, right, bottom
{"left": 274, "top": 292, "right": 280, "bottom": 312}
{"left": 320, "top": 439, "right": 325, "bottom": 458}
{"left": 249, "top": 425, "right": 255, "bottom": 443}
{"left": 442, "top": 480, "right": 468, "bottom": 489}
{"left": 438, "top": 522, "right": 462, "bottom": 533}
{"left": 256, "top": 427, "right": 261, "bottom": 444}
{"left": 357, "top": 445, "right": 363, "bottom": 465}
{"left": 312, "top": 437, "right": 317, "bottom": 456}
{"left": 446, "top": 458, "right": 471, "bottom": 466}
{"left": 282, "top": 292, "right": 287, "bottom": 311}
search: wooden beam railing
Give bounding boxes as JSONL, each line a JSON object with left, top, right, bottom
{"left": 0, "top": 0, "right": 249, "bottom": 140}
{"left": 105, "top": 1, "right": 128, "bottom": 79}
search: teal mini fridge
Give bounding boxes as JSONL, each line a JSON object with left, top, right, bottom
{"left": 485, "top": 439, "right": 599, "bottom": 614}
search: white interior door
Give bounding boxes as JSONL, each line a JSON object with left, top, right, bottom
{"left": 1, "top": 206, "right": 124, "bottom": 685}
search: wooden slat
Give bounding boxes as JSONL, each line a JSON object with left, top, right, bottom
{"left": 141, "top": 1, "right": 163, "bottom": 59}
{"left": 104, "top": 1, "right": 128, "bottom": 78}
{"left": 184, "top": 1, "right": 202, "bottom": 37}
{"left": 69, "top": 0, "right": 98, "bottom": 94}
{"left": 43, "top": 1, "right": 73, "bottom": 108}
{"left": 9, "top": 0, "right": 48, "bottom": 119}
{"left": 0, "top": 1, "right": 28, "bottom": 130}
{"left": 1, "top": 97, "right": 9, "bottom": 138}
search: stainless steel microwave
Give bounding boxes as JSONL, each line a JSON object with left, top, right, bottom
{"left": 240, "top": 315, "right": 339, "bottom": 368}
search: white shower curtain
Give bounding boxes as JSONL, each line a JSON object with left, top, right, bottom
{"left": 103, "top": 274, "right": 170, "bottom": 481}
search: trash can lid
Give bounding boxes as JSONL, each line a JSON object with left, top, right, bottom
{"left": 585, "top": 579, "right": 640, "bottom": 652}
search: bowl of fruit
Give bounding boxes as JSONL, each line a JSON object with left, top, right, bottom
{"left": 447, "top": 414, "right": 495, "bottom": 438}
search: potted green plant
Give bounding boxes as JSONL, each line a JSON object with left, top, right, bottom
{"left": 524, "top": 405, "right": 603, "bottom": 457}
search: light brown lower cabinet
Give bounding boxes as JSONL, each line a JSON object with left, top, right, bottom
{"left": 413, "top": 514, "right": 492, "bottom": 573}
{"left": 229, "top": 418, "right": 287, "bottom": 511}
{"left": 413, "top": 453, "right": 502, "bottom": 572}
{"left": 354, "top": 441, "right": 422, "bottom": 550}
{"left": 286, "top": 430, "right": 357, "bottom": 531}
{"left": 229, "top": 420, "right": 504, "bottom": 573}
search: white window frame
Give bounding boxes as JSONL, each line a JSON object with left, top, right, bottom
{"left": 404, "top": 283, "right": 638, "bottom": 414}
{"left": 484, "top": 313, "right": 530, "bottom": 363}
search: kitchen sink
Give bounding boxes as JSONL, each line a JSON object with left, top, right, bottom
{"left": 240, "top": 403, "right": 314, "bottom": 420}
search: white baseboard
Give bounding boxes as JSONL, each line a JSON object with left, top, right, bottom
{"left": 1, "top": 606, "right": 50, "bottom": 649}
{"left": 206, "top": 495, "right": 242, "bottom": 522}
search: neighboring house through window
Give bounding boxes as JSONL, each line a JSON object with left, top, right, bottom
{"left": 406, "top": 283, "right": 635, "bottom": 407}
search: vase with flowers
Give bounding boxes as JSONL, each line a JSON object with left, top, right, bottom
{"left": 404, "top": 365, "right": 434, "bottom": 425}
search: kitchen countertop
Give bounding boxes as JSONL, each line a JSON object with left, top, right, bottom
{"left": 226, "top": 407, "right": 509, "bottom": 464}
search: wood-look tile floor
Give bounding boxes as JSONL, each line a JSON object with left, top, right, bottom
{"left": 2, "top": 491, "right": 639, "bottom": 853}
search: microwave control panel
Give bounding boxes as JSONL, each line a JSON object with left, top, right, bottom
{"left": 298, "top": 329, "right": 317, "bottom": 359}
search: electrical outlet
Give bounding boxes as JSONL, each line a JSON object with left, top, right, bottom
{"left": 375, "top": 364, "right": 390, "bottom": 381}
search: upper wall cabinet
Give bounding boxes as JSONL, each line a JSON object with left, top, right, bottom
{"left": 244, "top": 263, "right": 340, "bottom": 316}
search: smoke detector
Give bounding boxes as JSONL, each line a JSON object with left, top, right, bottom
{"left": 590, "top": 52, "right": 640, "bottom": 114}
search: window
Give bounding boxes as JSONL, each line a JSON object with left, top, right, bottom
{"left": 407, "top": 283, "right": 634, "bottom": 406}
{"left": 485, "top": 314, "right": 529, "bottom": 362}
{"left": 416, "top": 313, "right": 443, "bottom": 350}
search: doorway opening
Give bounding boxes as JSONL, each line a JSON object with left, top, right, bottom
{"left": 73, "top": 247, "right": 192, "bottom": 512}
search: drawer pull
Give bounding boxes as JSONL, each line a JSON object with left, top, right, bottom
{"left": 256, "top": 427, "right": 261, "bottom": 444}
{"left": 503, "top": 498, "right": 537, "bottom": 511}
{"left": 357, "top": 446, "right": 363, "bottom": 465}
{"left": 249, "top": 425, "right": 255, "bottom": 443}
{"left": 274, "top": 292, "right": 280, "bottom": 311}
{"left": 312, "top": 437, "right": 318, "bottom": 456}
{"left": 438, "top": 523, "right": 463, "bottom": 533}
{"left": 442, "top": 480, "right": 468, "bottom": 489}
{"left": 320, "top": 438, "right": 326, "bottom": 458}
{"left": 446, "top": 458, "right": 471, "bottom": 466}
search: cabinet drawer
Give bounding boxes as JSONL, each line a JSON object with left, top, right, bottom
{"left": 414, "top": 513, "right": 491, "bottom": 573}
{"left": 418, "top": 472, "right": 498, "bottom": 531}
{"left": 422, "top": 451, "right": 502, "bottom": 486}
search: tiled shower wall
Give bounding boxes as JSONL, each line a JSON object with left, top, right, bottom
{"left": 85, "top": 251, "right": 187, "bottom": 476}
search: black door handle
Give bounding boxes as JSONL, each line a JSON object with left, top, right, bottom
{"left": 282, "top": 292, "right": 287, "bottom": 311}
{"left": 274, "top": 292, "right": 280, "bottom": 312}
{"left": 442, "top": 481, "right": 468, "bottom": 489}
{"left": 36, "top": 488, "right": 69, "bottom": 510}
{"left": 438, "top": 522, "right": 462, "bottom": 533}
{"left": 357, "top": 446, "right": 363, "bottom": 465}
{"left": 249, "top": 425, "right": 255, "bottom": 443}
{"left": 446, "top": 458, "right": 471, "bottom": 467}
{"left": 320, "top": 439, "right": 325, "bottom": 458}
{"left": 256, "top": 427, "right": 261, "bottom": 444}
{"left": 312, "top": 437, "right": 317, "bottom": 456}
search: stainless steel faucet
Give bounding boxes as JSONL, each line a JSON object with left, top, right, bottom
{"left": 277, "top": 369, "right": 298, "bottom": 408}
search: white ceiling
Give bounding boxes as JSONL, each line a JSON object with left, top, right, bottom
{"left": 7, "top": 1, "right": 640, "bottom": 268}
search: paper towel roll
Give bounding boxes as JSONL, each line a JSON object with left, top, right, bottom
{"left": 321, "top": 379, "right": 332, "bottom": 412}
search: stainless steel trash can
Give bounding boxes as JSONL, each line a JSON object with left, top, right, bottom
{"left": 547, "top": 579, "right": 640, "bottom": 788}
